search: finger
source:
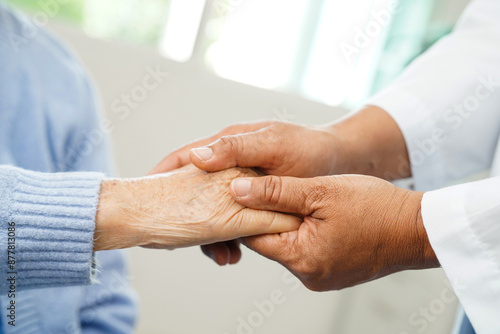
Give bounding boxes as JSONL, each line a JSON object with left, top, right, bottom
{"left": 231, "top": 176, "right": 314, "bottom": 216}
{"left": 226, "top": 240, "right": 242, "bottom": 264}
{"left": 241, "top": 233, "right": 292, "bottom": 262}
{"left": 148, "top": 136, "right": 221, "bottom": 175}
{"left": 201, "top": 243, "right": 230, "bottom": 266}
{"left": 201, "top": 241, "right": 241, "bottom": 265}
{"left": 189, "top": 129, "right": 276, "bottom": 172}
{"left": 234, "top": 209, "right": 302, "bottom": 238}
{"left": 149, "top": 122, "right": 269, "bottom": 175}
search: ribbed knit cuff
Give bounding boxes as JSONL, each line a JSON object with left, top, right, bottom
{"left": 0, "top": 166, "right": 104, "bottom": 290}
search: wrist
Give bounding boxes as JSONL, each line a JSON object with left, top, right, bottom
{"left": 310, "top": 125, "right": 350, "bottom": 176}
{"left": 325, "top": 124, "right": 360, "bottom": 175}
{"left": 328, "top": 106, "right": 411, "bottom": 179}
{"left": 411, "top": 191, "right": 440, "bottom": 269}
{"left": 94, "top": 179, "right": 145, "bottom": 251}
{"left": 326, "top": 119, "right": 380, "bottom": 177}
{"left": 393, "top": 190, "right": 439, "bottom": 271}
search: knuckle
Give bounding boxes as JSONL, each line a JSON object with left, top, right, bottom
{"left": 268, "top": 120, "right": 288, "bottom": 129}
{"left": 294, "top": 261, "right": 331, "bottom": 292}
{"left": 308, "top": 177, "right": 340, "bottom": 206}
{"left": 218, "top": 135, "right": 244, "bottom": 155}
{"left": 308, "top": 180, "right": 329, "bottom": 205}
{"left": 294, "top": 260, "right": 320, "bottom": 279}
{"left": 287, "top": 249, "right": 319, "bottom": 279}
{"left": 225, "top": 167, "right": 259, "bottom": 180}
{"left": 223, "top": 123, "right": 252, "bottom": 135}
{"left": 269, "top": 120, "right": 296, "bottom": 132}
{"left": 303, "top": 281, "right": 328, "bottom": 292}
{"left": 288, "top": 253, "right": 328, "bottom": 290}
{"left": 173, "top": 154, "right": 184, "bottom": 168}
{"left": 221, "top": 124, "right": 238, "bottom": 135}
{"left": 263, "top": 120, "right": 279, "bottom": 130}
{"left": 266, "top": 123, "right": 285, "bottom": 142}
{"left": 264, "top": 212, "right": 279, "bottom": 230}
{"left": 262, "top": 176, "right": 283, "bottom": 206}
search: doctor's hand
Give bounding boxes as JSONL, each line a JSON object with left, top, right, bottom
{"left": 149, "top": 121, "right": 347, "bottom": 264}
{"left": 93, "top": 165, "right": 300, "bottom": 251}
{"left": 149, "top": 121, "right": 346, "bottom": 178}
{"left": 150, "top": 107, "right": 410, "bottom": 180}
{"left": 232, "top": 174, "right": 439, "bottom": 291}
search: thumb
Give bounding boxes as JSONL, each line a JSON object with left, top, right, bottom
{"left": 148, "top": 136, "right": 222, "bottom": 175}
{"left": 189, "top": 130, "right": 275, "bottom": 172}
{"left": 241, "top": 232, "right": 295, "bottom": 264}
{"left": 230, "top": 175, "right": 314, "bottom": 216}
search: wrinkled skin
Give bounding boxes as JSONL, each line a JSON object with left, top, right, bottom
{"left": 146, "top": 109, "right": 438, "bottom": 291}
{"left": 234, "top": 174, "right": 438, "bottom": 291}
{"left": 95, "top": 165, "right": 301, "bottom": 251}
{"left": 148, "top": 121, "right": 344, "bottom": 263}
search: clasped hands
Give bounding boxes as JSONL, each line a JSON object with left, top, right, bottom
{"left": 96, "top": 109, "right": 439, "bottom": 292}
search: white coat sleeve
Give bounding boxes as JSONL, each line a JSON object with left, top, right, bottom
{"left": 367, "top": 0, "right": 500, "bottom": 191}
{"left": 364, "top": 1, "right": 500, "bottom": 333}
{"left": 421, "top": 178, "right": 500, "bottom": 334}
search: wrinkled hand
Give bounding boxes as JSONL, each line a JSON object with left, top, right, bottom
{"left": 230, "top": 174, "right": 438, "bottom": 291}
{"left": 94, "top": 165, "right": 301, "bottom": 251}
{"left": 149, "top": 121, "right": 346, "bottom": 264}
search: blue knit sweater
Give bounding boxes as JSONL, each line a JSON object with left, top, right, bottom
{"left": 0, "top": 3, "right": 136, "bottom": 333}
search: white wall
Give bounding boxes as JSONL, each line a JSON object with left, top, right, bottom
{"left": 49, "top": 22, "right": 458, "bottom": 334}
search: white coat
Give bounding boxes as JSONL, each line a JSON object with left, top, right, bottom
{"left": 368, "top": 0, "right": 500, "bottom": 333}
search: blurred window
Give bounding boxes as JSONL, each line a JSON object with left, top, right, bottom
{"left": 5, "top": 0, "right": 465, "bottom": 107}
{"left": 5, "top": 0, "right": 86, "bottom": 24}
{"left": 5, "top": 0, "right": 169, "bottom": 45}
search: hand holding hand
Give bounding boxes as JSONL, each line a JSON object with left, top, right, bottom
{"left": 93, "top": 165, "right": 301, "bottom": 251}
{"left": 149, "top": 121, "right": 347, "bottom": 263}
{"left": 231, "top": 174, "right": 438, "bottom": 291}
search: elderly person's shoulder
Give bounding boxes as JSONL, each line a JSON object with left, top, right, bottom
{"left": 0, "top": 2, "right": 105, "bottom": 173}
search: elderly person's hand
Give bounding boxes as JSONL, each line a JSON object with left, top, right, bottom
{"left": 231, "top": 174, "right": 439, "bottom": 291}
{"left": 93, "top": 165, "right": 301, "bottom": 251}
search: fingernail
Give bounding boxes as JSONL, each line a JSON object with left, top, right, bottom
{"left": 232, "top": 178, "right": 251, "bottom": 197}
{"left": 191, "top": 147, "right": 213, "bottom": 161}
{"left": 207, "top": 251, "right": 217, "bottom": 263}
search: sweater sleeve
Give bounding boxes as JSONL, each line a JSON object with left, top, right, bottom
{"left": 0, "top": 165, "right": 103, "bottom": 290}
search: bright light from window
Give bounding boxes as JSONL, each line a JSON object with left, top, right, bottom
{"left": 207, "top": 0, "right": 308, "bottom": 89}
{"left": 159, "top": 0, "right": 207, "bottom": 62}
{"left": 303, "top": 0, "right": 394, "bottom": 106}
{"left": 84, "top": 0, "right": 168, "bottom": 45}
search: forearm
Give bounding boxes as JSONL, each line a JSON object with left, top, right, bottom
{"left": 327, "top": 105, "right": 411, "bottom": 180}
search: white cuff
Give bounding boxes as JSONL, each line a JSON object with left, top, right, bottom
{"left": 422, "top": 178, "right": 500, "bottom": 334}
